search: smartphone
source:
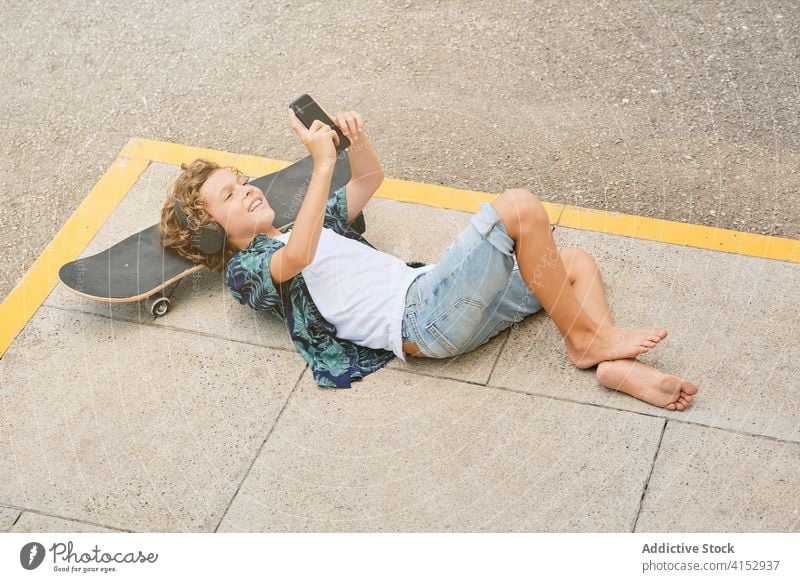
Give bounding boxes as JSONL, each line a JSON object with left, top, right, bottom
{"left": 289, "top": 94, "right": 350, "bottom": 152}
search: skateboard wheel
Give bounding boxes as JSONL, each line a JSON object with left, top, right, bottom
{"left": 147, "top": 294, "right": 171, "bottom": 317}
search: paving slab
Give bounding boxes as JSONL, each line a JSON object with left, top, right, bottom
{"left": 636, "top": 422, "right": 800, "bottom": 532}
{"left": 217, "top": 367, "right": 664, "bottom": 532}
{"left": 0, "top": 506, "right": 21, "bottom": 532}
{"left": 0, "top": 305, "right": 306, "bottom": 532}
{"left": 9, "top": 512, "right": 122, "bottom": 533}
{"left": 490, "top": 226, "right": 800, "bottom": 442}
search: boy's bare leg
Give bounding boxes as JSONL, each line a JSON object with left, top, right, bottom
{"left": 561, "top": 248, "right": 699, "bottom": 411}
{"left": 492, "top": 189, "right": 668, "bottom": 368}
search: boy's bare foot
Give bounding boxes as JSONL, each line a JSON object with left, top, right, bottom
{"left": 566, "top": 325, "right": 668, "bottom": 369}
{"left": 596, "top": 358, "right": 699, "bottom": 410}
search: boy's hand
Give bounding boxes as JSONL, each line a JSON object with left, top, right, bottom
{"left": 332, "top": 111, "right": 366, "bottom": 144}
{"left": 288, "top": 108, "right": 339, "bottom": 169}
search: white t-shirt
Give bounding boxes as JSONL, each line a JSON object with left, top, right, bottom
{"left": 276, "top": 228, "right": 435, "bottom": 361}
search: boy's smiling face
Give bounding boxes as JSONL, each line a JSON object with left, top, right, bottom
{"left": 199, "top": 168, "right": 279, "bottom": 251}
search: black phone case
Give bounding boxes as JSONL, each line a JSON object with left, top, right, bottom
{"left": 289, "top": 94, "right": 351, "bottom": 152}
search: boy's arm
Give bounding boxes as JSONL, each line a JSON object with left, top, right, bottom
{"left": 333, "top": 111, "right": 384, "bottom": 224}
{"left": 270, "top": 164, "right": 334, "bottom": 284}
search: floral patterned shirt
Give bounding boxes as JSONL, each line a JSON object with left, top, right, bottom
{"left": 225, "top": 185, "right": 426, "bottom": 388}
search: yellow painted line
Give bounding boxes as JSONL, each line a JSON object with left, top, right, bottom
{"left": 130, "top": 137, "right": 798, "bottom": 262}
{"left": 374, "top": 178, "right": 564, "bottom": 224}
{"left": 558, "top": 206, "right": 800, "bottom": 263}
{"left": 123, "top": 137, "right": 566, "bottom": 223}
{"left": 0, "top": 153, "right": 149, "bottom": 359}
{"left": 120, "top": 137, "right": 293, "bottom": 179}
{"left": 3, "top": 135, "right": 797, "bottom": 360}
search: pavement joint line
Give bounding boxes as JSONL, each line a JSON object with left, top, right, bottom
{"left": 553, "top": 202, "right": 567, "bottom": 227}
{"left": 10, "top": 511, "right": 22, "bottom": 530}
{"left": 3, "top": 507, "right": 132, "bottom": 533}
{"left": 3, "top": 136, "right": 797, "bottom": 369}
{"left": 214, "top": 366, "right": 308, "bottom": 533}
{"left": 41, "top": 303, "right": 305, "bottom": 358}
{"left": 483, "top": 379, "right": 800, "bottom": 445}
{"left": 632, "top": 419, "right": 669, "bottom": 533}
{"left": 485, "top": 329, "right": 513, "bottom": 383}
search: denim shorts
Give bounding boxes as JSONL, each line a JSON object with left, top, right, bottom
{"left": 400, "top": 201, "right": 550, "bottom": 359}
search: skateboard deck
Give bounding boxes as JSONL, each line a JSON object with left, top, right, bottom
{"left": 58, "top": 151, "right": 362, "bottom": 316}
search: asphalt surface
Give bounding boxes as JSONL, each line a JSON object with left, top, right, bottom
{"left": 1, "top": 0, "right": 797, "bottom": 302}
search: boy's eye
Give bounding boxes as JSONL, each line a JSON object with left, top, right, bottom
{"left": 224, "top": 176, "right": 247, "bottom": 201}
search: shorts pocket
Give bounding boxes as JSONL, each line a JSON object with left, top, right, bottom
{"left": 426, "top": 297, "right": 485, "bottom": 357}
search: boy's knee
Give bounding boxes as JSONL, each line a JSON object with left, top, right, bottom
{"left": 493, "top": 188, "right": 550, "bottom": 239}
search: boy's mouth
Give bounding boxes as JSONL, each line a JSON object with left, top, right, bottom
{"left": 248, "top": 198, "right": 265, "bottom": 213}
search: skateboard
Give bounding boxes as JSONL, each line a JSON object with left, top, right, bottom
{"left": 58, "top": 151, "right": 364, "bottom": 317}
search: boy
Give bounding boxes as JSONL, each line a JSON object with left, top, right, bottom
{"left": 160, "top": 108, "right": 698, "bottom": 411}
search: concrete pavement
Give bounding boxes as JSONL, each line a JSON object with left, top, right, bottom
{"left": 1, "top": 142, "right": 799, "bottom": 532}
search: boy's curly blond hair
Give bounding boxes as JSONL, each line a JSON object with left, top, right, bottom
{"left": 159, "top": 158, "right": 242, "bottom": 273}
